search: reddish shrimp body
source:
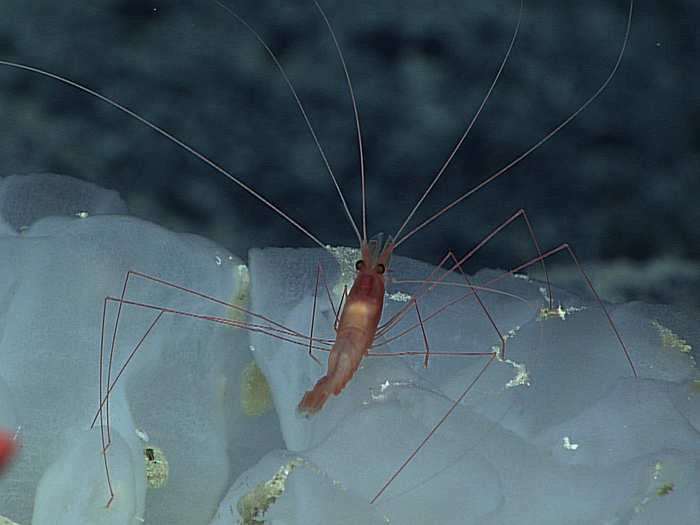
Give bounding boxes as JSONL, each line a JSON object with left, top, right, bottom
{"left": 298, "top": 238, "right": 394, "bottom": 413}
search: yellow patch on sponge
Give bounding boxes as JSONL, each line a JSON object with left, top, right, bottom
{"left": 241, "top": 360, "right": 273, "bottom": 417}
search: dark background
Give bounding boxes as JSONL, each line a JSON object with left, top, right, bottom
{"left": 1, "top": 0, "right": 698, "bottom": 308}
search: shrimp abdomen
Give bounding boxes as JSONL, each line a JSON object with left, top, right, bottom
{"left": 297, "top": 270, "right": 385, "bottom": 414}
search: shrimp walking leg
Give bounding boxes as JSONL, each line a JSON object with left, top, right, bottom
{"left": 91, "top": 267, "right": 312, "bottom": 507}
{"left": 371, "top": 209, "right": 638, "bottom": 502}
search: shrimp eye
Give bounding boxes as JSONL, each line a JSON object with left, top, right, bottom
{"left": 376, "top": 263, "right": 386, "bottom": 274}
{"left": 355, "top": 260, "right": 365, "bottom": 271}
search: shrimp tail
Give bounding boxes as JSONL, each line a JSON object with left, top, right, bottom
{"left": 297, "top": 339, "right": 366, "bottom": 415}
{"left": 297, "top": 376, "right": 332, "bottom": 415}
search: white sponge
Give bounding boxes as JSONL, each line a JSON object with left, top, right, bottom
{"left": 0, "top": 174, "right": 697, "bottom": 525}
{"left": 0, "top": 174, "right": 260, "bottom": 524}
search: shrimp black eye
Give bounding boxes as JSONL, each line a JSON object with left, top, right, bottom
{"left": 376, "top": 263, "right": 385, "bottom": 274}
{"left": 355, "top": 260, "right": 364, "bottom": 271}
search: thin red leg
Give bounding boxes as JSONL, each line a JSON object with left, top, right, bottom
{"left": 307, "top": 266, "right": 323, "bottom": 366}
{"left": 370, "top": 209, "right": 637, "bottom": 505}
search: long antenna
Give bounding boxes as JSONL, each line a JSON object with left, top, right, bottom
{"left": 395, "top": 0, "right": 634, "bottom": 248}
{"left": 0, "top": 60, "right": 327, "bottom": 249}
{"left": 214, "top": 0, "right": 363, "bottom": 245}
{"left": 312, "top": 0, "right": 368, "bottom": 243}
{"left": 393, "top": 0, "right": 524, "bottom": 245}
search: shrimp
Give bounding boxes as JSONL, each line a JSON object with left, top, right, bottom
{"left": 0, "top": 0, "right": 653, "bottom": 522}
{"left": 298, "top": 237, "right": 394, "bottom": 413}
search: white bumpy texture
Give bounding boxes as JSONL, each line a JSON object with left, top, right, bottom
{"left": 0, "top": 174, "right": 698, "bottom": 525}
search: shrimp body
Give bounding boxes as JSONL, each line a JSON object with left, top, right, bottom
{"left": 298, "top": 238, "right": 393, "bottom": 414}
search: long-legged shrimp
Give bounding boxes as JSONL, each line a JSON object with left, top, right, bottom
{"left": 1, "top": 0, "right": 675, "bottom": 523}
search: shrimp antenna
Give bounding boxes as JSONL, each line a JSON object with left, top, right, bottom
{"left": 395, "top": 0, "right": 634, "bottom": 248}
{"left": 311, "top": 0, "right": 368, "bottom": 243}
{"left": 0, "top": 59, "right": 327, "bottom": 249}
{"left": 392, "top": 0, "right": 524, "bottom": 247}
{"left": 214, "top": 0, "right": 363, "bottom": 245}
